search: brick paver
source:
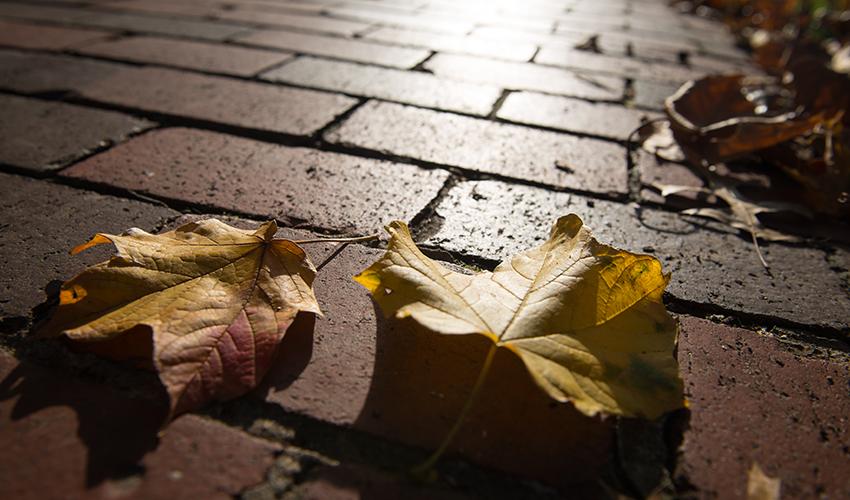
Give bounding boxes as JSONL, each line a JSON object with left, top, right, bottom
{"left": 234, "top": 29, "right": 430, "bottom": 69}
{"left": 0, "top": 351, "right": 280, "bottom": 500}
{"left": 0, "top": 3, "right": 247, "bottom": 40}
{"left": 363, "top": 27, "right": 538, "bottom": 62}
{"left": 0, "top": 172, "right": 177, "bottom": 321}
{"left": 0, "top": 19, "right": 112, "bottom": 50}
{"left": 1, "top": 0, "right": 846, "bottom": 497}
{"left": 0, "top": 94, "right": 153, "bottom": 173}
{"left": 327, "top": 101, "right": 630, "bottom": 194}
{"left": 217, "top": 9, "right": 372, "bottom": 36}
{"left": 676, "top": 317, "right": 850, "bottom": 499}
{"left": 80, "top": 66, "right": 356, "bottom": 135}
{"left": 497, "top": 91, "right": 662, "bottom": 141}
{"left": 424, "top": 53, "right": 625, "bottom": 101}
{"left": 62, "top": 128, "right": 449, "bottom": 233}
{"left": 422, "top": 180, "right": 850, "bottom": 329}
{"left": 261, "top": 56, "right": 501, "bottom": 115}
{"left": 77, "top": 35, "right": 293, "bottom": 76}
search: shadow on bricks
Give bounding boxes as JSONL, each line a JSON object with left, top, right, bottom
{"left": 353, "top": 304, "right": 616, "bottom": 490}
{"left": 0, "top": 350, "right": 168, "bottom": 488}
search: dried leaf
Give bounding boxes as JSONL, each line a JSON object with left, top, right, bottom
{"left": 41, "top": 219, "right": 321, "bottom": 417}
{"left": 354, "top": 215, "right": 683, "bottom": 419}
{"left": 666, "top": 75, "right": 821, "bottom": 164}
{"left": 653, "top": 181, "right": 808, "bottom": 267}
{"left": 639, "top": 120, "right": 686, "bottom": 162}
{"left": 747, "top": 462, "right": 781, "bottom": 500}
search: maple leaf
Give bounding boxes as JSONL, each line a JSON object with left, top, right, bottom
{"left": 40, "top": 219, "right": 321, "bottom": 418}
{"left": 354, "top": 215, "right": 683, "bottom": 421}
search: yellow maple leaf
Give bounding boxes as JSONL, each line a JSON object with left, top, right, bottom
{"left": 41, "top": 219, "right": 321, "bottom": 417}
{"left": 354, "top": 214, "right": 683, "bottom": 420}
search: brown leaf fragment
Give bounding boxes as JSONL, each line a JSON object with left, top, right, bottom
{"left": 747, "top": 462, "right": 781, "bottom": 500}
{"left": 40, "top": 219, "right": 321, "bottom": 418}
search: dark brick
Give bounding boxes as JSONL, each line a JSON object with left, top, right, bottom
{"left": 261, "top": 56, "right": 501, "bottom": 115}
{"left": 676, "top": 317, "right": 850, "bottom": 499}
{"left": 425, "top": 53, "right": 624, "bottom": 101}
{"left": 422, "top": 180, "right": 850, "bottom": 329}
{"left": 235, "top": 29, "right": 429, "bottom": 68}
{"left": 216, "top": 10, "right": 372, "bottom": 36}
{"left": 364, "top": 26, "right": 538, "bottom": 62}
{"left": 0, "top": 50, "right": 127, "bottom": 94}
{"left": 326, "top": 101, "right": 629, "bottom": 195}
{"left": 0, "top": 172, "right": 177, "bottom": 322}
{"left": 62, "top": 128, "right": 449, "bottom": 234}
{"left": 0, "top": 351, "right": 280, "bottom": 500}
{"left": 497, "top": 91, "right": 663, "bottom": 141}
{"left": 78, "top": 66, "right": 356, "bottom": 135}
{"left": 534, "top": 47, "right": 705, "bottom": 84}
{"left": 0, "top": 3, "right": 246, "bottom": 40}
{"left": 78, "top": 35, "right": 293, "bottom": 76}
{"left": 0, "top": 19, "right": 111, "bottom": 49}
{"left": 0, "top": 94, "right": 152, "bottom": 172}
{"left": 257, "top": 239, "right": 615, "bottom": 488}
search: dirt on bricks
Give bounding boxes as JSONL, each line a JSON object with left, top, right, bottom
{"left": 0, "top": 0, "right": 847, "bottom": 499}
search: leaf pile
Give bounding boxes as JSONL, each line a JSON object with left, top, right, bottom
{"left": 40, "top": 219, "right": 321, "bottom": 418}
{"left": 643, "top": 0, "right": 850, "bottom": 238}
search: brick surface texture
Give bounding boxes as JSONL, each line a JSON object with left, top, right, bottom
{"left": 1, "top": 0, "right": 848, "bottom": 498}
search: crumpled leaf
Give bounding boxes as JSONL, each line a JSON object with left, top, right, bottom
{"left": 354, "top": 215, "right": 683, "bottom": 419}
{"left": 747, "top": 462, "right": 781, "bottom": 500}
{"left": 41, "top": 219, "right": 321, "bottom": 417}
{"left": 639, "top": 120, "right": 686, "bottom": 162}
{"left": 666, "top": 75, "right": 822, "bottom": 165}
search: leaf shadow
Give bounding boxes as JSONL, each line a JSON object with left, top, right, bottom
{"left": 0, "top": 348, "right": 168, "bottom": 488}
{"left": 351, "top": 303, "right": 617, "bottom": 493}
{"left": 257, "top": 311, "right": 315, "bottom": 394}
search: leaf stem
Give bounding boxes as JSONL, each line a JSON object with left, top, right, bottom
{"left": 292, "top": 234, "right": 379, "bottom": 245}
{"left": 411, "top": 342, "right": 499, "bottom": 477}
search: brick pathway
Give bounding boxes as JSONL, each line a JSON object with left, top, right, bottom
{"left": 0, "top": 0, "right": 847, "bottom": 498}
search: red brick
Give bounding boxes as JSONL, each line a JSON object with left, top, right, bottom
{"left": 326, "top": 101, "right": 629, "bottom": 195}
{"left": 62, "top": 128, "right": 449, "bottom": 234}
{"left": 326, "top": 6, "right": 474, "bottom": 34}
{"left": 364, "top": 26, "right": 538, "bottom": 62}
{"left": 534, "top": 47, "right": 705, "bottom": 84}
{"left": 0, "top": 351, "right": 280, "bottom": 500}
{"left": 0, "top": 3, "right": 246, "bottom": 40}
{"left": 420, "top": 180, "right": 850, "bottom": 330}
{"left": 257, "top": 240, "right": 615, "bottom": 488}
{"left": 676, "top": 317, "right": 850, "bottom": 499}
{"left": 0, "top": 19, "right": 112, "bottom": 49}
{"left": 261, "top": 56, "right": 501, "bottom": 115}
{"left": 77, "top": 66, "right": 356, "bottom": 135}
{"left": 77, "top": 35, "right": 293, "bottom": 76}
{"left": 424, "top": 53, "right": 624, "bottom": 101}
{"left": 0, "top": 94, "right": 153, "bottom": 172}
{"left": 234, "top": 29, "right": 429, "bottom": 68}
{"left": 216, "top": 10, "right": 372, "bottom": 36}
{"left": 497, "top": 91, "right": 663, "bottom": 141}
{"left": 0, "top": 173, "right": 177, "bottom": 321}
{"left": 0, "top": 50, "right": 126, "bottom": 94}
